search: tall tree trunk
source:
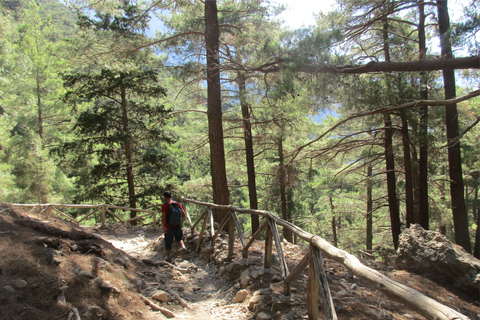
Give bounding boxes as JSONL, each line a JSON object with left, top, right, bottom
{"left": 437, "top": 0, "right": 471, "bottom": 253}
{"left": 278, "top": 138, "right": 292, "bottom": 242}
{"left": 384, "top": 113, "right": 401, "bottom": 249}
{"left": 120, "top": 80, "right": 137, "bottom": 224}
{"left": 238, "top": 72, "right": 259, "bottom": 233}
{"left": 36, "top": 68, "right": 47, "bottom": 204}
{"left": 36, "top": 68, "right": 44, "bottom": 144}
{"left": 475, "top": 209, "right": 480, "bottom": 259}
{"left": 383, "top": 16, "right": 401, "bottom": 249}
{"left": 474, "top": 182, "right": 479, "bottom": 258}
{"left": 418, "top": 0, "right": 430, "bottom": 229}
{"left": 330, "top": 197, "right": 338, "bottom": 247}
{"left": 205, "top": 0, "right": 230, "bottom": 224}
{"left": 401, "top": 112, "right": 414, "bottom": 227}
{"left": 472, "top": 172, "right": 479, "bottom": 258}
{"left": 366, "top": 165, "right": 373, "bottom": 251}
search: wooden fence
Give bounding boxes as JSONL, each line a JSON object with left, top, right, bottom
{"left": 9, "top": 203, "right": 159, "bottom": 231}
{"left": 8, "top": 200, "right": 471, "bottom": 320}
{"left": 180, "top": 197, "right": 470, "bottom": 320}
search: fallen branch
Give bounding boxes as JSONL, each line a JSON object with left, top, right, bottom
{"left": 139, "top": 295, "right": 175, "bottom": 318}
{"left": 67, "top": 308, "right": 81, "bottom": 320}
{"left": 141, "top": 259, "right": 188, "bottom": 274}
{"left": 167, "top": 289, "right": 192, "bottom": 309}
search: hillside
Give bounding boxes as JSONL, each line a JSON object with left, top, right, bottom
{"left": 0, "top": 203, "right": 479, "bottom": 320}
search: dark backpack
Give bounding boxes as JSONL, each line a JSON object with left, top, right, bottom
{"left": 167, "top": 202, "right": 183, "bottom": 227}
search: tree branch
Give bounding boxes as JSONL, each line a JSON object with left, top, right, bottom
{"left": 290, "top": 88, "right": 480, "bottom": 163}
{"left": 141, "top": 109, "right": 207, "bottom": 140}
{"left": 253, "top": 56, "right": 480, "bottom": 74}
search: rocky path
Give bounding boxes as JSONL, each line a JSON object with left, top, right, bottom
{"left": 94, "top": 227, "right": 252, "bottom": 320}
{"left": 3, "top": 204, "right": 479, "bottom": 320}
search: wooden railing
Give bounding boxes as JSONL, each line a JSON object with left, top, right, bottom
{"left": 180, "top": 197, "right": 470, "bottom": 320}
{"left": 8, "top": 200, "right": 471, "bottom": 320}
{"left": 9, "top": 203, "right": 159, "bottom": 231}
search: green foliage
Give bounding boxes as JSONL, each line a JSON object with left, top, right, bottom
{"left": 76, "top": 0, "right": 148, "bottom": 36}
{"left": 0, "top": 0, "right": 478, "bottom": 254}
{"left": 57, "top": 65, "right": 172, "bottom": 208}
{"left": 0, "top": 0, "right": 74, "bottom": 203}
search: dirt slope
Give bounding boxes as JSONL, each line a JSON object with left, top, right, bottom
{"left": 1, "top": 203, "right": 479, "bottom": 320}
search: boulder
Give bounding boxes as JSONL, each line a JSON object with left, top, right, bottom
{"left": 240, "top": 270, "right": 250, "bottom": 288}
{"left": 232, "top": 289, "right": 248, "bottom": 303}
{"left": 270, "top": 294, "right": 291, "bottom": 313}
{"left": 226, "top": 259, "right": 249, "bottom": 280}
{"left": 248, "top": 294, "right": 264, "bottom": 311}
{"left": 395, "top": 224, "right": 480, "bottom": 298}
{"left": 12, "top": 279, "right": 27, "bottom": 289}
{"left": 201, "top": 245, "right": 215, "bottom": 262}
{"left": 152, "top": 290, "right": 173, "bottom": 302}
{"left": 256, "top": 312, "right": 272, "bottom": 320}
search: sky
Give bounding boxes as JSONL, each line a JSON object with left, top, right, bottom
{"left": 274, "top": 0, "right": 469, "bottom": 29}
{"left": 147, "top": 1, "right": 470, "bottom": 37}
{"left": 272, "top": 0, "right": 336, "bottom": 29}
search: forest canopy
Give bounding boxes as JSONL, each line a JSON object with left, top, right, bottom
{"left": 0, "top": 0, "right": 479, "bottom": 257}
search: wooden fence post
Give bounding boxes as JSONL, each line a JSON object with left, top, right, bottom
{"left": 153, "top": 212, "right": 157, "bottom": 231}
{"left": 242, "top": 219, "right": 269, "bottom": 258}
{"left": 191, "top": 210, "right": 207, "bottom": 234}
{"left": 310, "top": 244, "right": 338, "bottom": 320}
{"left": 231, "top": 211, "right": 246, "bottom": 247}
{"left": 268, "top": 218, "right": 289, "bottom": 279}
{"left": 264, "top": 219, "right": 273, "bottom": 269}
{"left": 101, "top": 205, "right": 106, "bottom": 228}
{"left": 211, "top": 210, "right": 231, "bottom": 246}
{"left": 196, "top": 209, "right": 210, "bottom": 252}
{"left": 284, "top": 253, "right": 309, "bottom": 296}
{"left": 228, "top": 211, "right": 235, "bottom": 257}
{"left": 208, "top": 208, "right": 215, "bottom": 238}
{"left": 307, "top": 244, "right": 319, "bottom": 320}
{"left": 182, "top": 202, "right": 194, "bottom": 231}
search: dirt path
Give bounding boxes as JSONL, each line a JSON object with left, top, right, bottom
{"left": 94, "top": 227, "right": 251, "bottom": 320}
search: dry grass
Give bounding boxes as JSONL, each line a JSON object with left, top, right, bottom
{"left": 0, "top": 207, "right": 160, "bottom": 320}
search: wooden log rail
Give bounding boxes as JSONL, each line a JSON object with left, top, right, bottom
{"left": 180, "top": 197, "right": 470, "bottom": 320}
{"left": 8, "top": 203, "right": 158, "bottom": 231}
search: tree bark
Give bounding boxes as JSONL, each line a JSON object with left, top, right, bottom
{"left": 437, "top": 0, "right": 471, "bottom": 253}
{"left": 473, "top": 173, "right": 479, "bottom": 258}
{"left": 120, "top": 78, "right": 137, "bottom": 224}
{"left": 36, "top": 68, "right": 44, "bottom": 144}
{"left": 238, "top": 72, "right": 259, "bottom": 233}
{"left": 366, "top": 165, "right": 373, "bottom": 251}
{"left": 418, "top": 0, "right": 430, "bottom": 228}
{"left": 266, "top": 56, "right": 480, "bottom": 75}
{"left": 205, "top": 0, "right": 230, "bottom": 224}
{"left": 474, "top": 190, "right": 479, "bottom": 258}
{"left": 401, "top": 111, "right": 414, "bottom": 227}
{"left": 383, "top": 17, "right": 401, "bottom": 249}
{"left": 278, "top": 138, "right": 292, "bottom": 242}
{"left": 384, "top": 113, "right": 401, "bottom": 249}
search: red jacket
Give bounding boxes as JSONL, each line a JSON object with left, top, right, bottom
{"left": 161, "top": 201, "right": 185, "bottom": 230}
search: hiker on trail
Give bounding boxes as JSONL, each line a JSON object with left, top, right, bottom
{"left": 161, "top": 191, "right": 187, "bottom": 263}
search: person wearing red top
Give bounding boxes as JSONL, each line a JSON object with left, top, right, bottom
{"left": 161, "top": 191, "right": 187, "bottom": 263}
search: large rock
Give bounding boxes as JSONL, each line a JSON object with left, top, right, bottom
{"left": 225, "top": 259, "right": 250, "bottom": 280}
{"left": 394, "top": 224, "right": 480, "bottom": 298}
{"left": 152, "top": 290, "right": 173, "bottom": 302}
{"left": 232, "top": 289, "right": 248, "bottom": 303}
